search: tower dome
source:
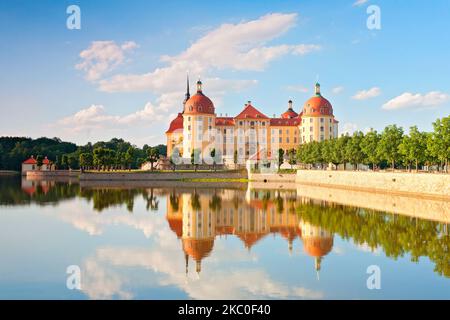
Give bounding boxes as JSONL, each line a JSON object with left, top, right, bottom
{"left": 302, "top": 83, "right": 333, "bottom": 117}
{"left": 183, "top": 79, "right": 215, "bottom": 115}
{"left": 281, "top": 100, "right": 299, "bottom": 119}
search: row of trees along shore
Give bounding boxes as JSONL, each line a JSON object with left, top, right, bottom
{"left": 0, "top": 137, "right": 166, "bottom": 171}
{"left": 288, "top": 116, "right": 449, "bottom": 172}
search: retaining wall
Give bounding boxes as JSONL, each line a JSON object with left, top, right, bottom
{"left": 296, "top": 170, "right": 450, "bottom": 199}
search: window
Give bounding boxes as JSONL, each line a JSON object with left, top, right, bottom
{"left": 286, "top": 129, "right": 289, "bottom": 135}
{"left": 208, "top": 117, "right": 212, "bottom": 123}
{"left": 310, "top": 126, "right": 313, "bottom": 132}
{"left": 250, "top": 121, "right": 255, "bottom": 126}
{"left": 294, "top": 137, "right": 297, "bottom": 143}
{"left": 310, "top": 135, "right": 313, "bottom": 142}
{"left": 320, "top": 126, "right": 324, "bottom": 132}
{"left": 320, "top": 118, "right": 324, "bottom": 123}
{"left": 310, "top": 118, "right": 313, "bottom": 123}
{"left": 303, "top": 127, "right": 305, "bottom": 132}
{"left": 279, "top": 137, "right": 282, "bottom": 143}
{"left": 188, "top": 116, "right": 191, "bottom": 121}
{"left": 320, "top": 135, "right": 324, "bottom": 141}
{"left": 208, "top": 126, "right": 212, "bottom": 130}
{"left": 188, "top": 125, "right": 191, "bottom": 131}
{"left": 279, "top": 129, "right": 282, "bottom": 135}
{"left": 286, "top": 137, "right": 290, "bottom": 143}
{"left": 261, "top": 122, "right": 265, "bottom": 126}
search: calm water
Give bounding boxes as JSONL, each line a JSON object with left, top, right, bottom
{"left": 0, "top": 176, "right": 449, "bottom": 300}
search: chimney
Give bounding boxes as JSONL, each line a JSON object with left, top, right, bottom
{"left": 247, "top": 100, "right": 252, "bottom": 105}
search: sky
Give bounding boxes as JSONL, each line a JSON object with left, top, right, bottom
{"left": 0, "top": 0, "right": 449, "bottom": 146}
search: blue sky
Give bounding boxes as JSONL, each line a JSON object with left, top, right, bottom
{"left": 1, "top": 0, "right": 449, "bottom": 146}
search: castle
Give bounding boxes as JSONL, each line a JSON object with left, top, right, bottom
{"left": 166, "top": 78, "right": 339, "bottom": 165}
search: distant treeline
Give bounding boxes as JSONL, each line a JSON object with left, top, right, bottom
{"left": 0, "top": 137, "right": 166, "bottom": 171}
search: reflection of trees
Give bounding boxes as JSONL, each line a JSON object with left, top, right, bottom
{"left": 0, "top": 177, "right": 79, "bottom": 205}
{"left": 80, "top": 188, "right": 141, "bottom": 213}
{"left": 296, "top": 202, "right": 450, "bottom": 278}
{"left": 209, "top": 192, "right": 222, "bottom": 212}
{"left": 169, "top": 191, "right": 179, "bottom": 211}
{"left": 191, "top": 192, "right": 201, "bottom": 211}
{"left": 143, "top": 188, "right": 159, "bottom": 212}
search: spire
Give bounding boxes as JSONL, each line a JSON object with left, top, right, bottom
{"left": 196, "top": 260, "right": 202, "bottom": 274}
{"left": 288, "top": 100, "right": 293, "bottom": 110}
{"left": 196, "top": 78, "right": 202, "bottom": 93}
{"left": 315, "top": 82, "right": 321, "bottom": 96}
{"left": 183, "top": 74, "right": 191, "bottom": 105}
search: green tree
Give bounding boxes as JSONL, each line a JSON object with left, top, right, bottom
{"left": 61, "top": 155, "right": 69, "bottom": 170}
{"left": 361, "top": 129, "right": 381, "bottom": 170}
{"left": 79, "top": 153, "right": 93, "bottom": 171}
{"left": 398, "top": 126, "right": 427, "bottom": 172}
{"left": 210, "top": 148, "right": 216, "bottom": 171}
{"left": 146, "top": 147, "right": 160, "bottom": 171}
{"left": 427, "top": 116, "right": 450, "bottom": 172}
{"left": 36, "top": 155, "right": 44, "bottom": 169}
{"left": 377, "top": 125, "right": 404, "bottom": 170}
{"left": 191, "top": 148, "right": 201, "bottom": 172}
{"left": 345, "top": 131, "right": 365, "bottom": 170}
{"left": 277, "top": 148, "right": 285, "bottom": 170}
{"left": 288, "top": 148, "right": 296, "bottom": 169}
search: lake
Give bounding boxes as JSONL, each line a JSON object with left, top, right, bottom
{"left": 0, "top": 176, "right": 449, "bottom": 299}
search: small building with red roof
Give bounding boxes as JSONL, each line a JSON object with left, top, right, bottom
{"left": 21, "top": 156, "right": 54, "bottom": 175}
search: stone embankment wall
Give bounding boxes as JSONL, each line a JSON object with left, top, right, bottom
{"left": 26, "top": 170, "right": 80, "bottom": 178}
{"left": 80, "top": 170, "right": 247, "bottom": 181}
{"left": 296, "top": 170, "right": 450, "bottom": 199}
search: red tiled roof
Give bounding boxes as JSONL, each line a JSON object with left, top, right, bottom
{"left": 23, "top": 156, "right": 51, "bottom": 165}
{"left": 281, "top": 108, "right": 298, "bottom": 119}
{"left": 234, "top": 103, "right": 269, "bottom": 119}
{"left": 215, "top": 117, "right": 234, "bottom": 126}
{"left": 270, "top": 117, "right": 301, "bottom": 126}
{"left": 302, "top": 95, "right": 333, "bottom": 117}
{"left": 166, "top": 113, "right": 184, "bottom": 134}
{"left": 183, "top": 93, "right": 215, "bottom": 115}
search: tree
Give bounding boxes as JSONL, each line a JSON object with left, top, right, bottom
{"left": 210, "top": 148, "right": 216, "bottom": 171}
{"left": 345, "top": 131, "right": 365, "bottom": 170}
{"left": 398, "top": 126, "right": 427, "bottom": 172}
{"left": 361, "top": 129, "right": 381, "bottom": 170}
{"left": 427, "top": 116, "right": 450, "bottom": 172}
{"left": 333, "top": 135, "right": 350, "bottom": 170}
{"left": 124, "top": 147, "right": 135, "bottom": 170}
{"left": 93, "top": 147, "right": 114, "bottom": 170}
{"left": 36, "top": 155, "right": 44, "bottom": 169}
{"left": 61, "top": 155, "right": 69, "bottom": 170}
{"left": 146, "top": 147, "right": 160, "bottom": 171}
{"left": 377, "top": 125, "right": 404, "bottom": 170}
{"left": 79, "top": 153, "right": 93, "bottom": 171}
{"left": 191, "top": 148, "right": 201, "bottom": 172}
{"left": 277, "top": 148, "right": 285, "bottom": 170}
{"left": 288, "top": 149, "right": 296, "bottom": 169}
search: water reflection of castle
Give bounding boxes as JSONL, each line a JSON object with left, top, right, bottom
{"left": 166, "top": 189, "right": 334, "bottom": 275}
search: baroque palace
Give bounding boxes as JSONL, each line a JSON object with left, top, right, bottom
{"left": 166, "top": 78, "right": 339, "bottom": 164}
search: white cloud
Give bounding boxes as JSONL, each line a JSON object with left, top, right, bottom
{"left": 286, "top": 85, "right": 309, "bottom": 93}
{"left": 332, "top": 86, "right": 344, "bottom": 94}
{"left": 99, "top": 13, "right": 320, "bottom": 93}
{"left": 342, "top": 122, "right": 358, "bottom": 136}
{"left": 76, "top": 41, "right": 138, "bottom": 81}
{"left": 352, "top": 87, "right": 381, "bottom": 100}
{"left": 381, "top": 91, "right": 450, "bottom": 110}
{"left": 353, "top": 0, "right": 368, "bottom": 7}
